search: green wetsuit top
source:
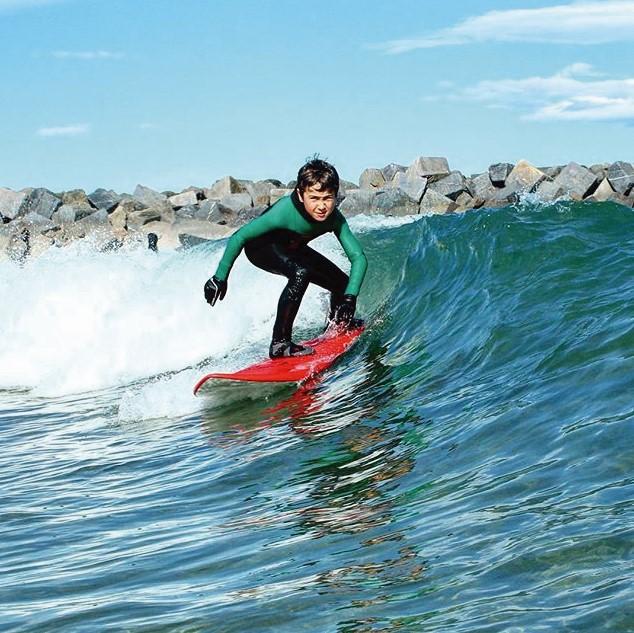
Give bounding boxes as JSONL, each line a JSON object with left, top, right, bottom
{"left": 214, "top": 192, "right": 368, "bottom": 296}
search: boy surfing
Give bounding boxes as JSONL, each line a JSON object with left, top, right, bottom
{"left": 204, "top": 158, "right": 368, "bottom": 358}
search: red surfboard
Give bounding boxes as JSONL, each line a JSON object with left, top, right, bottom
{"left": 193, "top": 325, "right": 364, "bottom": 395}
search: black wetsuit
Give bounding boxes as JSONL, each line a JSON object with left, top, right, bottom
{"left": 214, "top": 191, "right": 367, "bottom": 343}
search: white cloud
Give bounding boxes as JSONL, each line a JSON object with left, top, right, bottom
{"left": 53, "top": 50, "right": 123, "bottom": 60}
{"left": 528, "top": 96, "right": 634, "bottom": 121}
{"left": 455, "top": 64, "right": 634, "bottom": 122}
{"left": 37, "top": 123, "right": 91, "bottom": 137}
{"left": 380, "top": 1, "right": 634, "bottom": 52}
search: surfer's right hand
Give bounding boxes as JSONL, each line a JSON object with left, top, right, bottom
{"left": 333, "top": 294, "right": 357, "bottom": 327}
{"left": 204, "top": 276, "right": 227, "bottom": 306}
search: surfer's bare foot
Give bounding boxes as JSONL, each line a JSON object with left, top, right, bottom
{"left": 269, "top": 341, "right": 315, "bottom": 359}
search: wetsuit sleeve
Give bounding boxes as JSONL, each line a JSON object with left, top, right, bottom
{"left": 334, "top": 213, "right": 368, "bottom": 296}
{"left": 213, "top": 210, "right": 283, "bottom": 281}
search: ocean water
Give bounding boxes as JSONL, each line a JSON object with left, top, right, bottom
{"left": 1, "top": 200, "right": 633, "bottom": 632}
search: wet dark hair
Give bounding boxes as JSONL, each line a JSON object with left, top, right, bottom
{"left": 296, "top": 157, "right": 339, "bottom": 195}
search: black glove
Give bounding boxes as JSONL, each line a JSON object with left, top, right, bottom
{"left": 333, "top": 294, "right": 356, "bottom": 326}
{"left": 204, "top": 276, "right": 227, "bottom": 306}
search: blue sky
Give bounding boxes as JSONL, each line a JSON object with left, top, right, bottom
{"left": 1, "top": 0, "right": 633, "bottom": 193}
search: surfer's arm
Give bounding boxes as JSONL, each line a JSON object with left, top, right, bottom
{"left": 213, "top": 209, "right": 284, "bottom": 281}
{"left": 335, "top": 215, "right": 368, "bottom": 296}
{"left": 205, "top": 217, "right": 268, "bottom": 308}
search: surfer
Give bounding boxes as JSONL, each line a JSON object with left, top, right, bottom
{"left": 204, "top": 157, "right": 368, "bottom": 358}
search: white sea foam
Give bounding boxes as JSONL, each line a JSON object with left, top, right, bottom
{"left": 348, "top": 213, "right": 422, "bottom": 231}
{"left": 0, "top": 213, "right": 402, "bottom": 419}
{"left": 0, "top": 235, "right": 344, "bottom": 399}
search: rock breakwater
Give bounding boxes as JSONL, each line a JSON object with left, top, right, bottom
{"left": 2, "top": 157, "right": 633, "bottom": 261}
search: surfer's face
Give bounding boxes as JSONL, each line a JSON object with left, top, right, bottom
{"left": 298, "top": 185, "right": 337, "bottom": 222}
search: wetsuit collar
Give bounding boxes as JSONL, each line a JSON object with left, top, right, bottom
{"left": 291, "top": 189, "right": 319, "bottom": 225}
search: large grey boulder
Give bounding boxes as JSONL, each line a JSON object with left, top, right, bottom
{"left": 270, "top": 188, "right": 293, "bottom": 205}
{"left": 174, "top": 204, "right": 200, "bottom": 220}
{"left": 108, "top": 205, "right": 127, "bottom": 231}
{"left": 52, "top": 213, "right": 124, "bottom": 249}
{"left": 607, "top": 161, "right": 634, "bottom": 195}
{"left": 180, "top": 199, "right": 225, "bottom": 222}
{"left": 200, "top": 200, "right": 240, "bottom": 225}
{"left": 184, "top": 186, "right": 205, "bottom": 200}
{"left": 139, "top": 219, "right": 233, "bottom": 250}
{"left": 236, "top": 179, "right": 257, "bottom": 200}
{"left": 587, "top": 181, "right": 633, "bottom": 208}
{"left": 13, "top": 212, "right": 56, "bottom": 233}
{"left": 0, "top": 188, "right": 27, "bottom": 220}
{"left": 126, "top": 207, "right": 166, "bottom": 229}
{"left": 339, "top": 190, "right": 375, "bottom": 217}
{"left": 381, "top": 163, "right": 406, "bottom": 181}
{"left": 339, "top": 179, "right": 358, "bottom": 193}
{"left": 505, "top": 160, "right": 547, "bottom": 192}
{"left": 59, "top": 190, "right": 94, "bottom": 219}
{"left": 77, "top": 208, "right": 110, "bottom": 228}
{"left": 488, "top": 181, "right": 524, "bottom": 207}
{"left": 114, "top": 198, "right": 153, "bottom": 231}
{"left": 539, "top": 166, "right": 563, "bottom": 180}
{"left": 156, "top": 202, "right": 177, "bottom": 224}
{"left": 409, "top": 156, "right": 450, "bottom": 182}
{"left": 488, "top": 163, "right": 514, "bottom": 187}
{"left": 389, "top": 171, "right": 427, "bottom": 202}
{"left": 61, "top": 189, "right": 90, "bottom": 207}
{"left": 179, "top": 216, "right": 246, "bottom": 245}
{"left": 51, "top": 204, "right": 79, "bottom": 224}
{"left": 535, "top": 179, "right": 565, "bottom": 202}
{"left": 587, "top": 178, "right": 616, "bottom": 202}
{"left": 551, "top": 162, "right": 598, "bottom": 199}
{"left": 133, "top": 184, "right": 167, "bottom": 207}
{"left": 372, "top": 189, "right": 419, "bottom": 216}
{"left": 206, "top": 175, "right": 248, "bottom": 199}
{"left": 468, "top": 173, "right": 497, "bottom": 201}
{"left": 589, "top": 163, "right": 609, "bottom": 180}
{"left": 428, "top": 171, "right": 467, "bottom": 201}
{"left": 252, "top": 180, "right": 282, "bottom": 207}
{"left": 18, "top": 188, "right": 62, "bottom": 219}
{"left": 453, "top": 191, "right": 478, "bottom": 211}
{"left": 112, "top": 196, "right": 147, "bottom": 222}
{"left": 182, "top": 200, "right": 256, "bottom": 227}
{"left": 359, "top": 168, "right": 386, "bottom": 190}
{"left": 535, "top": 180, "right": 565, "bottom": 202}
{"left": 168, "top": 190, "right": 198, "bottom": 209}
{"left": 50, "top": 210, "right": 114, "bottom": 242}
{"left": 419, "top": 189, "right": 457, "bottom": 214}
{"left": 219, "top": 192, "right": 252, "bottom": 213}
{"left": 233, "top": 205, "right": 264, "bottom": 226}
{"left": 87, "top": 188, "right": 121, "bottom": 212}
